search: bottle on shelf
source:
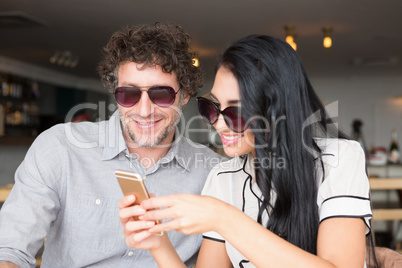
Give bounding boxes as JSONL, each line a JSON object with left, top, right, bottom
{"left": 1, "top": 75, "right": 9, "bottom": 97}
{"left": 0, "top": 72, "right": 41, "bottom": 138}
{"left": 0, "top": 104, "right": 4, "bottom": 137}
{"left": 388, "top": 129, "right": 401, "bottom": 164}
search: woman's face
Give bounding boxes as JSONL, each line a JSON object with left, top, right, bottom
{"left": 210, "top": 66, "right": 255, "bottom": 157}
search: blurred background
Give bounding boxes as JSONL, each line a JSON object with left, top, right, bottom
{"left": 0, "top": 0, "right": 402, "bottom": 250}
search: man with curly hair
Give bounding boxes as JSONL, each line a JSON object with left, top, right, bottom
{"left": 0, "top": 22, "right": 223, "bottom": 267}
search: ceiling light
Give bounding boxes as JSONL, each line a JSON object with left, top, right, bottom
{"left": 284, "top": 25, "right": 297, "bottom": 51}
{"left": 49, "top": 50, "right": 79, "bottom": 68}
{"left": 323, "top": 27, "right": 332, "bottom": 49}
{"left": 192, "top": 53, "right": 199, "bottom": 67}
{"left": 285, "top": 35, "right": 294, "bottom": 44}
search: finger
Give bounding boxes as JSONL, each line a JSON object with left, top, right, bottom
{"left": 123, "top": 225, "right": 136, "bottom": 238}
{"left": 125, "top": 231, "right": 152, "bottom": 248}
{"left": 120, "top": 210, "right": 131, "bottom": 226}
{"left": 123, "top": 220, "right": 154, "bottom": 237}
{"left": 119, "top": 205, "right": 146, "bottom": 226}
{"left": 141, "top": 207, "right": 177, "bottom": 221}
{"left": 118, "top": 195, "right": 136, "bottom": 209}
{"left": 132, "top": 230, "right": 154, "bottom": 242}
{"left": 141, "top": 195, "right": 176, "bottom": 210}
{"left": 125, "top": 220, "right": 155, "bottom": 232}
{"left": 148, "top": 219, "right": 179, "bottom": 234}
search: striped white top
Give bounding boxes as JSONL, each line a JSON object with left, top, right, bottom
{"left": 202, "top": 138, "right": 372, "bottom": 268}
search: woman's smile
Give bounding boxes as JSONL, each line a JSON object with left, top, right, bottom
{"left": 220, "top": 133, "right": 243, "bottom": 146}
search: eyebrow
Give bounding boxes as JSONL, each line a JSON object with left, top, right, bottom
{"left": 119, "top": 82, "right": 173, "bottom": 87}
{"left": 119, "top": 82, "right": 140, "bottom": 87}
{"left": 210, "top": 93, "right": 241, "bottom": 105}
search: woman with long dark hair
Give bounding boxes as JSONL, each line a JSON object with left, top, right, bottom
{"left": 118, "top": 35, "right": 374, "bottom": 267}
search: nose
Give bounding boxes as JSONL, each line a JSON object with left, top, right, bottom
{"left": 213, "top": 113, "right": 229, "bottom": 132}
{"left": 137, "top": 91, "right": 154, "bottom": 117}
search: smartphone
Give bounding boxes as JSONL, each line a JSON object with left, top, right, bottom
{"left": 115, "top": 169, "right": 162, "bottom": 235}
{"left": 115, "top": 169, "right": 150, "bottom": 205}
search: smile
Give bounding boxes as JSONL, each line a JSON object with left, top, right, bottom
{"left": 134, "top": 119, "right": 162, "bottom": 129}
{"left": 221, "top": 134, "right": 243, "bottom": 146}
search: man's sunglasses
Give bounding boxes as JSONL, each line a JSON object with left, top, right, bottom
{"left": 114, "top": 86, "right": 181, "bottom": 107}
{"left": 197, "top": 97, "right": 247, "bottom": 133}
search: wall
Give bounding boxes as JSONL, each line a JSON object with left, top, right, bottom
{"left": 311, "top": 73, "right": 402, "bottom": 149}
{"left": 0, "top": 145, "right": 29, "bottom": 185}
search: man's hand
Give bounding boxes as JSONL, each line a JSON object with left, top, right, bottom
{"left": 366, "top": 247, "right": 402, "bottom": 268}
{"left": 118, "top": 194, "right": 163, "bottom": 250}
{"left": 0, "top": 262, "right": 19, "bottom": 268}
{"left": 374, "top": 247, "right": 402, "bottom": 268}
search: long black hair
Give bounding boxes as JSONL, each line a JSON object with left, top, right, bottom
{"left": 216, "top": 35, "right": 347, "bottom": 254}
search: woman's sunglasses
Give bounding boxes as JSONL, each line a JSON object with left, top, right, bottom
{"left": 197, "top": 97, "right": 247, "bottom": 133}
{"left": 114, "top": 86, "right": 181, "bottom": 107}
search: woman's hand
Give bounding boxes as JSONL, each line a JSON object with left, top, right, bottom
{"left": 118, "top": 195, "right": 164, "bottom": 250}
{"left": 140, "top": 194, "right": 229, "bottom": 235}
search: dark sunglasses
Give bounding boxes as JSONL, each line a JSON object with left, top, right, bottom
{"left": 114, "top": 86, "right": 181, "bottom": 107}
{"left": 197, "top": 97, "right": 247, "bottom": 133}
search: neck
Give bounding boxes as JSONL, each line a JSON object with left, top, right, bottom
{"left": 124, "top": 130, "right": 175, "bottom": 170}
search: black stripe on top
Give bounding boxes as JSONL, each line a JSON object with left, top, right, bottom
{"left": 322, "top": 195, "right": 370, "bottom": 205}
{"left": 203, "top": 235, "right": 225, "bottom": 243}
{"left": 217, "top": 168, "right": 244, "bottom": 176}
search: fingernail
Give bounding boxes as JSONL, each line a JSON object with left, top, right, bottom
{"left": 126, "top": 195, "right": 135, "bottom": 201}
{"left": 138, "top": 215, "right": 144, "bottom": 220}
{"left": 146, "top": 221, "right": 155, "bottom": 227}
{"left": 137, "top": 208, "right": 146, "bottom": 214}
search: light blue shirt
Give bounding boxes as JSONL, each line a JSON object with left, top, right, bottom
{"left": 0, "top": 111, "right": 225, "bottom": 267}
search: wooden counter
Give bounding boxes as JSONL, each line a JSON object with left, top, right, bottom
{"left": 0, "top": 183, "right": 13, "bottom": 202}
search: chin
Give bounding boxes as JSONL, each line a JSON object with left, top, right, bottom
{"left": 223, "top": 147, "right": 247, "bottom": 158}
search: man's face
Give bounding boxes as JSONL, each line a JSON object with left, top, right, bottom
{"left": 117, "top": 62, "right": 189, "bottom": 148}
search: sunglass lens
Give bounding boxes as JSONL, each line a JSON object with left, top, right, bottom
{"left": 148, "top": 86, "right": 176, "bottom": 107}
{"left": 224, "top": 107, "right": 246, "bottom": 133}
{"left": 115, "top": 87, "right": 141, "bottom": 107}
{"left": 198, "top": 98, "right": 218, "bottom": 125}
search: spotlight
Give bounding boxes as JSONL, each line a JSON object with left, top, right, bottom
{"left": 323, "top": 27, "right": 333, "bottom": 49}
{"left": 284, "top": 25, "right": 297, "bottom": 51}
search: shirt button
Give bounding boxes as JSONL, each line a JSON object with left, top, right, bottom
{"left": 95, "top": 199, "right": 101, "bottom": 205}
{"left": 128, "top": 251, "right": 134, "bottom": 256}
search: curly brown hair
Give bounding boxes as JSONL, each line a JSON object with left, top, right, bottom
{"left": 97, "top": 22, "right": 204, "bottom": 98}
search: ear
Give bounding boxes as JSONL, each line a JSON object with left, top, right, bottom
{"left": 181, "top": 91, "right": 191, "bottom": 106}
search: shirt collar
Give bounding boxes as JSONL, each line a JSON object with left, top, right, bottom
{"left": 101, "top": 110, "right": 127, "bottom": 161}
{"left": 158, "top": 128, "right": 191, "bottom": 172}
